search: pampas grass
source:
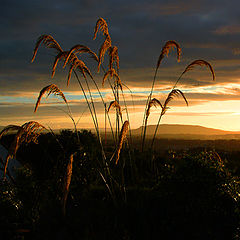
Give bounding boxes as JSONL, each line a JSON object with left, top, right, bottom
{"left": 63, "top": 44, "right": 99, "bottom": 68}
{"left": 31, "top": 34, "right": 103, "bottom": 152}
{"left": 116, "top": 121, "right": 129, "bottom": 165}
{"left": 31, "top": 34, "right": 63, "bottom": 63}
{"left": 26, "top": 17, "right": 217, "bottom": 208}
{"left": 146, "top": 98, "right": 163, "bottom": 120}
{"left": 93, "top": 18, "right": 112, "bottom": 72}
{"left": 108, "top": 100, "right": 122, "bottom": 118}
{"left": 0, "top": 121, "right": 45, "bottom": 177}
{"left": 103, "top": 68, "right": 122, "bottom": 89}
{"left": 181, "top": 59, "right": 215, "bottom": 80}
{"left": 150, "top": 89, "right": 188, "bottom": 148}
{"left": 173, "top": 59, "right": 215, "bottom": 89}
{"left": 156, "top": 40, "right": 181, "bottom": 69}
{"left": 109, "top": 46, "right": 119, "bottom": 70}
{"left": 62, "top": 153, "right": 74, "bottom": 216}
{"left": 93, "top": 18, "right": 110, "bottom": 40}
{"left": 141, "top": 40, "right": 182, "bottom": 146}
{"left": 34, "top": 84, "right": 68, "bottom": 113}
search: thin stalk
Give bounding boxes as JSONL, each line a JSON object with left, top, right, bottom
{"left": 115, "top": 84, "right": 120, "bottom": 140}
{"left": 120, "top": 89, "right": 132, "bottom": 144}
{"left": 83, "top": 75, "right": 100, "bottom": 138}
{"left": 141, "top": 67, "right": 159, "bottom": 151}
{"left": 151, "top": 72, "right": 184, "bottom": 149}
{"left": 151, "top": 113, "right": 163, "bottom": 149}
{"left": 73, "top": 70, "right": 106, "bottom": 161}
{"left": 98, "top": 170, "right": 116, "bottom": 203}
{"left": 141, "top": 117, "right": 148, "bottom": 152}
{"left": 122, "top": 83, "right": 135, "bottom": 111}
{"left": 172, "top": 73, "right": 183, "bottom": 90}
{"left": 105, "top": 103, "right": 107, "bottom": 147}
{"left": 107, "top": 78, "right": 118, "bottom": 142}
{"left": 75, "top": 106, "right": 88, "bottom": 127}
{"left": 48, "top": 126, "right": 65, "bottom": 153}
{"left": 54, "top": 106, "right": 80, "bottom": 143}
{"left": 88, "top": 72, "right": 116, "bottom": 146}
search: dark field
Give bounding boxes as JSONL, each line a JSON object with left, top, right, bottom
{"left": 0, "top": 130, "right": 239, "bottom": 240}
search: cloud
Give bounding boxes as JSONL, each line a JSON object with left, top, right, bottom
{"left": 214, "top": 25, "right": 240, "bottom": 35}
{"left": 1, "top": 0, "right": 240, "bottom": 129}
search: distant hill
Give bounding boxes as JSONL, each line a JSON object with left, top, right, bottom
{"left": 131, "top": 124, "right": 240, "bottom": 140}
{"left": 29, "top": 124, "right": 240, "bottom": 140}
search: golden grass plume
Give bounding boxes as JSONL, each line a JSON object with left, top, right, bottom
{"left": 98, "top": 36, "right": 112, "bottom": 72}
{"left": 34, "top": 84, "right": 68, "bottom": 113}
{"left": 146, "top": 98, "right": 163, "bottom": 119}
{"left": 109, "top": 46, "right": 119, "bottom": 70}
{"left": 52, "top": 51, "right": 78, "bottom": 78}
{"left": 93, "top": 18, "right": 112, "bottom": 72}
{"left": 108, "top": 100, "right": 122, "bottom": 118}
{"left": 157, "top": 40, "right": 181, "bottom": 69}
{"left": 67, "top": 58, "right": 93, "bottom": 85}
{"left": 0, "top": 125, "right": 21, "bottom": 139}
{"left": 93, "top": 18, "right": 110, "bottom": 40}
{"left": 162, "top": 89, "right": 188, "bottom": 115}
{"left": 62, "top": 153, "right": 74, "bottom": 216}
{"left": 116, "top": 121, "right": 129, "bottom": 164}
{"left": 102, "top": 68, "right": 122, "bottom": 89}
{"left": 31, "top": 34, "right": 63, "bottom": 63}
{"left": 181, "top": 59, "right": 215, "bottom": 81}
{"left": 63, "top": 44, "right": 99, "bottom": 68}
{"left": 0, "top": 121, "right": 45, "bottom": 177}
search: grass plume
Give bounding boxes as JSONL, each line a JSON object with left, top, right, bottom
{"left": 151, "top": 89, "right": 188, "bottom": 148}
{"left": 108, "top": 100, "right": 122, "bottom": 118}
{"left": 34, "top": 84, "right": 68, "bottom": 113}
{"left": 161, "top": 89, "right": 188, "bottom": 115}
{"left": 62, "top": 153, "right": 74, "bottom": 216}
{"left": 67, "top": 58, "right": 93, "bottom": 86}
{"left": 52, "top": 51, "right": 77, "bottom": 78}
{"left": 141, "top": 40, "right": 181, "bottom": 146}
{"left": 181, "top": 59, "right": 215, "bottom": 80}
{"left": 63, "top": 44, "right": 99, "bottom": 68}
{"left": 146, "top": 98, "right": 163, "bottom": 120}
{"left": 109, "top": 46, "right": 119, "bottom": 71}
{"left": 93, "top": 18, "right": 110, "bottom": 40}
{"left": 31, "top": 34, "right": 63, "bottom": 63}
{"left": 0, "top": 121, "right": 45, "bottom": 177}
{"left": 116, "top": 121, "right": 129, "bottom": 165}
{"left": 156, "top": 40, "right": 181, "bottom": 69}
{"left": 103, "top": 68, "right": 122, "bottom": 89}
{"left": 93, "top": 18, "right": 112, "bottom": 72}
{"left": 173, "top": 59, "right": 215, "bottom": 89}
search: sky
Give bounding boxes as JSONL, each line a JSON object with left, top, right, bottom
{"left": 1, "top": 0, "right": 240, "bottom": 131}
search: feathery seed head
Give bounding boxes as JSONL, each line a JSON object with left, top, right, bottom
{"left": 157, "top": 40, "right": 181, "bottom": 69}
{"left": 93, "top": 18, "right": 110, "bottom": 40}
{"left": 31, "top": 34, "right": 63, "bottom": 63}
{"left": 109, "top": 46, "right": 120, "bottom": 70}
{"left": 34, "top": 84, "right": 67, "bottom": 113}
{"left": 108, "top": 100, "right": 122, "bottom": 118}
{"left": 182, "top": 59, "right": 215, "bottom": 81}
{"left": 116, "top": 121, "right": 129, "bottom": 164}
{"left": 102, "top": 68, "right": 122, "bottom": 89}
{"left": 62, "top": 154, "right": 74, "bottom": 216}
{"left": 63, "top": 45, "right": 99, "bottom": 68}
{"left": 162, "top": 89, "right": 188, "bottom": 115}
{"left": 1, "top": 121, "right": 45, "bottom": 177}
{"left": 146, "top": 98, "right": 163, "bottom": 119}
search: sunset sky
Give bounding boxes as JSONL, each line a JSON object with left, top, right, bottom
{"left": 1, "top": 0, "right": 240, "bottom": 131}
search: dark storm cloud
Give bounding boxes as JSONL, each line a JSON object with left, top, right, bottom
{"left": 1, "top": 0, "right": 240, "bottom": 95}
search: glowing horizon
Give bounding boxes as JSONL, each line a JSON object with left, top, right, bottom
{"left": 2, "top": 1, "right": 240, "bottom": 132}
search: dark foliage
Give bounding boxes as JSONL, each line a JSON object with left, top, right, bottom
{"left": 0, "top": 132, "right": 239, "bottom": 240}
